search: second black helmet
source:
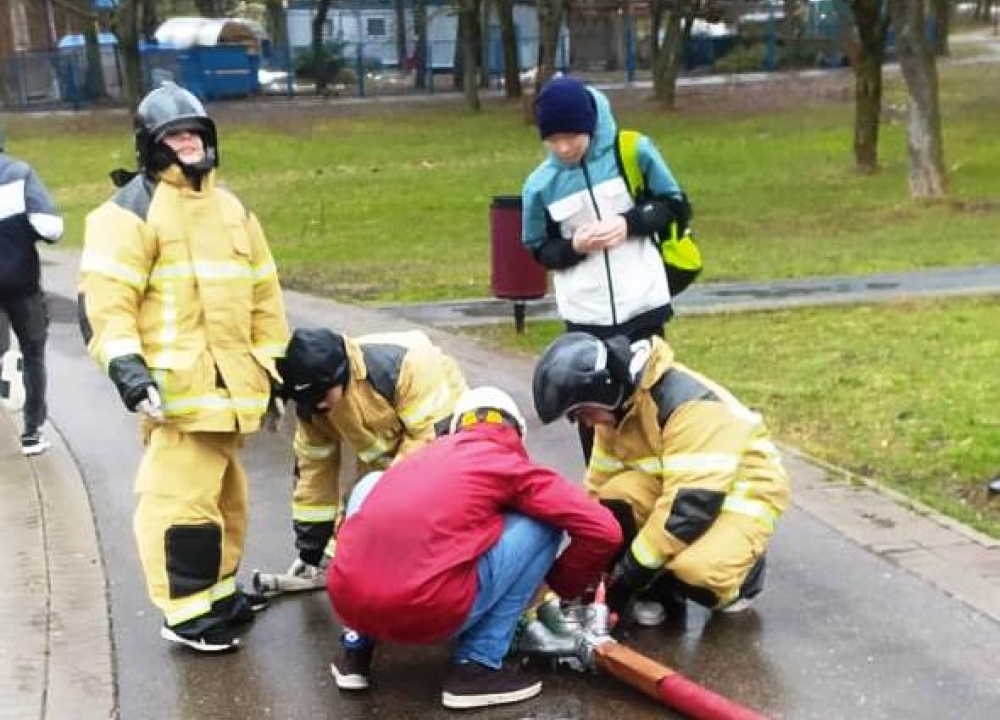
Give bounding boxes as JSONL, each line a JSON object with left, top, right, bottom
{"left": 532, "top": 332, "right": 627, "bottom": 424}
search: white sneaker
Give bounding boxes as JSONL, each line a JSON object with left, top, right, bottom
{"left": 161, "top": 624, "right": 239, "bottom": 653}
{"left": 716, "top": 597, "right": 754, "bottom": 614}
{"left": 632, "top": 600, "right": 667, "bottom": 627}
{"left": 21, "top": 431, "right": 51, "bottom": 457}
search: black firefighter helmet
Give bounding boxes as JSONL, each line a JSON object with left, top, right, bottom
{"left": 134, "top": 81, "right": 218, "bottom": 177}
{"left": 276, "top": 328, "right": 351, "bottom": 416}
{"left": 532, "top": 332, "right": 634, "bottom": 424}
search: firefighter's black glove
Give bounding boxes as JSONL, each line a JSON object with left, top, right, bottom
{"left": 606, "top": 547, "right": 658, "bottom": 616}
{"left": 107, "top": 354, "right": 156, "bottom": 412}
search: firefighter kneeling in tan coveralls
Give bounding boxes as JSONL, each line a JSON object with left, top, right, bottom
{"left": 532, "top": 331, "right": 790, "bottom": 625}
{"left": 252, "top": 326, "right": 468, "bottom": 596}
{"left": 78, "top": 83, "right": 289, "bottom": 653}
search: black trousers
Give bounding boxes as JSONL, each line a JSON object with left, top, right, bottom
{"left": 0, "top": 292, "right": 49, "bottom": 433}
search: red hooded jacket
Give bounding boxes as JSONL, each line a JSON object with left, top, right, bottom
{"left": 328, "top": 423, "right": 621, "bottom": 643}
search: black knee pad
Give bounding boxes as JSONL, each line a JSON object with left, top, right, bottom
{"left": 165, "top": 523, "right": 222, "bottom": 598}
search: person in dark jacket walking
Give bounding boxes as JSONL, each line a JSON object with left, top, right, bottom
{"left": 328, "top": 386, "right": 621, "bottom": 709}
{"left": 0, "top": 124, "right": 64, "bottom": 454}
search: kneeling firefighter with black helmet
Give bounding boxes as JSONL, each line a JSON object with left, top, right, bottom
{"left": 78, "top": 82, "right": 289, "bottom": 652}
{"left": 250, "top": 327, "right": 468, "bottom": 598}
{"left": 532, "top": 332, "right": 790, "bottom": 625}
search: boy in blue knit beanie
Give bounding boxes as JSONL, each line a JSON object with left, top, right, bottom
{"left": 522, "top": 74, "right": 689, "bottom": 342}
{"left": 522, "top": 74, "right": 691, "bottom": 466}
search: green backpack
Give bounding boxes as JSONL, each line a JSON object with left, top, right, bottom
{"left": 614, "top": 129, "right": 703, "bottom": 295}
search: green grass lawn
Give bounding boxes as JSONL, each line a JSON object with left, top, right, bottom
{"left": 5, "top": 57, "right": 999, "bottom": 535}
{"left": 466, "top": 296, "right": 1000, "bottom": 539}
{"left": 7, "top": 61, "right": 1000, "bottom": 302}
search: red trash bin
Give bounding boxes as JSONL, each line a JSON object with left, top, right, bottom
{"left": 490, "top": 196, "right": 547, "bottom": 332}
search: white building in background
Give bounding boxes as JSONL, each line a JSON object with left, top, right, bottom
{"left": 285, "top": 0, "right": 567, "bottom": 72}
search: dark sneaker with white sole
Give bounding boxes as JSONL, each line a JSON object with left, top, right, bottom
{"left": 21, "top": 430, "right": 50, "bottom": 456}
{"left": 441, "top": 660, "right": 542, "bottom": 709}
{"left": 161, "top": 622, "right": 239, "bottom": 653}
{"left": 330, "top": 632, "right": 374, "bottom": 691}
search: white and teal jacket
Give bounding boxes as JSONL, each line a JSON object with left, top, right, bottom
{"left": 521, "top": 87, "right": 684, "bottom": 338}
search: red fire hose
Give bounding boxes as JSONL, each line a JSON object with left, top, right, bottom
{"left": 594, "top": 641, "right": 772, "bottom": 720}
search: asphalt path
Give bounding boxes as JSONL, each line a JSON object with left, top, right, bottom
{"left": 39, "top": 250, "right": 1000, "bottom": 720}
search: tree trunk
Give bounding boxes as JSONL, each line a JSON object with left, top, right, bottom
{"left": 454, "top": 3, "right": 467, "bottom": 90}
{"left": 535, "top": 0, "right": 569, "bottom": 91}
{"left": 477, "top": 0, "right": 490, "bottom": 89}
{"left": 783, "top": 0, "right": 807, "bottom": 61}
{"left": 267, "top": 0, "right": 289, "bottom": 57}
{"left": 140, "top": 0, "right": 157, "bottom": 41}
{"left": 852, "top": 50, "right": 883, "bottom": 172}
{"left": 82, "top": 25, "right": 107, "bottom": 99}
{"left": 498, "top": 0, "right": 521, "bottom": 98}
{"left": 312, "top": 0, "right": 333, "bottom": 95}
{"left": 459, "top": 0, "right": 481, "bottom": 109}
{"left": 413, "top": 0, "right": 428, "bottom": 89}
{"left": 394, "top": 0, "right": 408, "bottom": 67}
{"left": 849, "top": 0, "right": 891, "bottom": 172}
{"left": 888, "top": 0, "right": 948, "bottom": 198}
{"left": 112, "top": 0, "right": 142, "bottom": 110}
{"left": 931, "top": 0, "right": 949, "bottom": 56}
{"left": 651, "top": 0, "right": 692, "bottom": 108}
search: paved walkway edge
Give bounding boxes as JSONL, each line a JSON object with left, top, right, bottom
{"left": 783, "top": 444, "right": 1000, "bottom": 625}
{"left": 0, "top": 409, "right": 116, "bottom": 720}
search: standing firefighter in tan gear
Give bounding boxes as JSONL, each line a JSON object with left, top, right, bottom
{"left": 532, "top": 332, "right": 789, "bottom": 625}
{"left": 252, "top": 327, "right": 468, "bottom": 596}
{"left": 78, "top": 83, "right": 289, "bottom": 653}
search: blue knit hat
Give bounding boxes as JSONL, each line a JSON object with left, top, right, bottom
{"left": 534, "top": 76, "right": 597, "bottom": 140}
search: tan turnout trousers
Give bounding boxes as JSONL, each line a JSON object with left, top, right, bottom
{"left": 133, "top": 426, "right": 248, "bottom": 627}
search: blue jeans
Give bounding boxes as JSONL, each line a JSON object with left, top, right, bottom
{"left": 452, "top": 513, "right": 561, "bottom": 669}
{"left": 0, "top": 292, "right": 48, "bottom": 433}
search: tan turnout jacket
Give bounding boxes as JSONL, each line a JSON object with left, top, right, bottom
{"left": 586, "top": 336, "right": 790, "bottom": 569}
{"left": 79, "top": 167, "right": 288, "bottom": 433}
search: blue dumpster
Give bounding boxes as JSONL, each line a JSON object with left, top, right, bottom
{"left": 178, "top": 45, "right": 259, "bottom": 100}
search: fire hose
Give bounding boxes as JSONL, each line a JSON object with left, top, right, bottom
{"left": 513, "top": 584, "right": 773, "bottom": 720}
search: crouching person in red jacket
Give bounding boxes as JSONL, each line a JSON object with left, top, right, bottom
{"left": 328, "top": 386, "right": 622, "bottom": 709}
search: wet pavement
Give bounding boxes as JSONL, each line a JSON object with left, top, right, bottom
{"left": 378, "top": 264, "right": 1000, "bottom": 329}
{"left": 2, "top": 250, "right": 999, "bottom": 720}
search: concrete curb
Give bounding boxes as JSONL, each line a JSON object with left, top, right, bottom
{"left": 782, "top": 444, "right": 1000, "bottom": 624}
{"left": 0, "top": 410, "right": 115, "bottom": 720}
